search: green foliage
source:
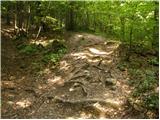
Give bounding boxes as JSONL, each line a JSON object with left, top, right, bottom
{"left": 31, "top": 62, "right": 42, "bottom": 72}
{"left": 43, "top": 16, "right": 61, "bottom": 30}
{"left": 132, "top": 69, "right": 157, "bottom": 98}
{"left": 42, "top": 53, "right": 60, "bottom": 63}
{"left": 128, "top": 69, "right": 144, "bottom": 85}
{"left": 51, "top": 40, "right": 67, "bottom": 53}
{"left": 17, "top": 44, "right": 39, "bottom": 55}
{"left": 42, "top": 48, "right": 67, "bottom": 64}
{"left": 117, "top": 62, "right": 128, "bottom": 71}
{"left": 131, "top": 69, "right": 158, "bottom": 110}
{"left": 144, "top": 93, "right": 159, "bottom": 110}
{"left": 147, "top": 57, "right": 159, "bottom": 66}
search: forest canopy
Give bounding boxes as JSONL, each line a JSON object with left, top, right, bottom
{"left": 1, "top": 0, "right": 159, "bottom": 119}
{"left": 1, "top": 1, "right": 159, "bottom": 51}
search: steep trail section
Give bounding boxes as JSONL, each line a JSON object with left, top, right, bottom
{"left": 31, "top": 33, "right": 135, "bottom": 119}
{"left": 1, "top": 30, "right": 142, "bottom": 119}
{"left": 1, "top": 26, "right": 38, "bottom": 119}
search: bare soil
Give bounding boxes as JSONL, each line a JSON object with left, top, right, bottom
{"left": 1, "top": 27, "right": 146, "bottom": 119}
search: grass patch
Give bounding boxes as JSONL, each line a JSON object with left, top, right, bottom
{"left": 129, "top": 67, "right": 158, "bottom": 110}
{"left": 17, "top": 44, "right": 40, "bottom": 55}
{"left": 42, "top": 47, "right": 67, "bottom": 64}
{"left": 147, "top": 57, "right": 159, "bottom": 66}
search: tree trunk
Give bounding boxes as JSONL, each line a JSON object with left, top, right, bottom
{"left": 126, "top": 25, "right": 133, "bottom": 61}
{"left": 6, "top": 12, "right": 10, "bottom": 25}
{"left": 65, "top": 1, "right": 74, "bottom": 31}
{"left": 152, "top": 1, "right": 159, "bottom": 48}
{"left": 14, "top": 13, "right": 17, "bottom": 30}
{"left": 120, "top": 17, "right": 125, "bottom": 42}
{"left": 14, "top": 1, "right": 27, "bottom": 37}
{"left": 108, "top": 14, "right": 112, "bottom": 35}
{"left": 26, "top": 3, "right": 31, "bottom": 34}
{"left": 16, "top": 1, "right": 23, "bottom": 30}
{"left": 93, "top": 12, "right": 96, "bottom": 31}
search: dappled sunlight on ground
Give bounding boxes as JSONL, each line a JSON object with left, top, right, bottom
{"left": 77, "top": 34, "right": 83, "bottom": 38}
{"left": 59, "top": 60, "right": 71, "bottom": 71}
{"left": 1, "top": 28, "right": 15, "bottom": 33}
{"left": 2, "top": 30, "right": 148, "bottom": 119}
{"left": 1, "top": 27, "right": 15, "bottom": 38}
{"left": 15, "top": 99, "right": 32, "bottom": 109}
{"left": 43, "top": 68, "right": 52, "bottom": 74}
{"left": 1, "top": 81, "right": 16, "bottom": 89}
{"left": 89, "top": 47, "right": 112, "bottom": 55}
{"left": 80, "top": 112, "right": 92, "bottom": 119}
{"left": 30, "top": 38, "right": 54, "bottom": 47}
{"left": 47, "top": 76, "right": 64, "bottom": 86}
{"left": 70, "top": 47, "right": 114, "bottom": 65}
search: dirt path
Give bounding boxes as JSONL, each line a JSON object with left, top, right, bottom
{"left": 1, "top": 30, "right": 144, "bottom": 118}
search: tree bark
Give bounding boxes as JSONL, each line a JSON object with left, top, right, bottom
{"left": 6, "top": 11, "right": 10, "bottom": 25}
{"left": 120, "top": 17, "right": 125, "bottom": 42}
{"left": 152, "top": 1, "right": 159, "bottom": 48}
{"left": 65, "top": 1, "right": 74, "bottom": 31}
{"left": 26, "top": 3, "right": 31, "bottom": 34}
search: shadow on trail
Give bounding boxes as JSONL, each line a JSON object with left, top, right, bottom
{"left": 1, "top": 27, "right": 146, "bottom": 119}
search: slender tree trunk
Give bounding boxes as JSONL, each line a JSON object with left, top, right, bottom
{"left": 26, "top": 3, "right": 31, "bottom": 34}
{"left": 83, "top": 1, "right": 89, "bottom": 30}
{"left": 120, "top": 17, "right": 125, "bottom": 42}
{"left": 94, "top": 12, "right": 96, "bottom": 31}
{"left": 127, "top": 26, "right": 133, "bottom": 61}
{"left": 108, "top": 14, "right": 112, "bottom": 35}
{"left": 129, "top": 26, "right": 133, "bottom": 51}
{"left": 152, "top": 1, "right": 159, "bottom": 48}
{"left": 6, "top": 12, "right": 10, "bottom": 25}
{"left": 16, "top": 1, "right": 23, "bottom": 30}
{"left": 65, "top": 1, "right": 74, "bottom": 31}
{"left": 14, "top": 13, "right": 17, "bottom": 30}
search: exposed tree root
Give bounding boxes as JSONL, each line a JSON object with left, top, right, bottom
{"left": 53, "top": 96, "right": 119, "bottom": 109}
{"left": 92, "top": 65, "right": 109, "bottom": 73}
{"left": 64, "top": 80, "right": 88, "bottom": 96}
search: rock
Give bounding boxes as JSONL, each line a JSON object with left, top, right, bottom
{"left": 110, "top": 86, "right": 116, "bottom": 90}
{"left": 105, "top": 78, "right": 117, "bottom": 86}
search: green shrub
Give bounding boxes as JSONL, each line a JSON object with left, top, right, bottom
{"left": 117, "top": 62, "right": 127, "bottom": 71}
{"left": 18, "top": 44, "right": 39, "bottom": 55}
{"left": 132, "top": 70, "right": 157, "bottom": 96}
{"left": 43, "top": 16, "right": 62, "bottom": 31}
{"left": 42, "top": 53, "right": 60, "bottom": 63}
{"left": 42, "top": 47, "right": 67, "bottom": 64}
{"left": 51, "top": 40, "right": 67, "bottom": 53}
{"left": 144, "top": 93, "right": 159, "bottom": 110}
{"left": 147, "top": 57, "right": 159, "bottom": 66}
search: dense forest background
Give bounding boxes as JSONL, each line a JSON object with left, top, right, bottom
{"left": 1, "top": 1, "right": 159, "bottom": 119}
{"left": 1, "top": 1, "right": 159, "bottom": 51}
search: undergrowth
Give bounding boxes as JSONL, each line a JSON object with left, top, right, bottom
{"left": 17, "top": 44, "right": 40, "bottom": 54}
{"left": 118, "top": 52, "right": 159, "bottom": 116}
{"left": 42, "top": 47, "right": 67, "bottom": 64}
{"left": 16, "top": 35, "right": 68, "bottom": 67}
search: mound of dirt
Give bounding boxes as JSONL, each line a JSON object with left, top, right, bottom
{"left": 1, "top": 31, "right": 145, "bottom": 119}
{"left": 26, "top": 33, "right": 133, "bottom": 119}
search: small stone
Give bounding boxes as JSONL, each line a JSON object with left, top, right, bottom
{"left": 110, "top": 86, "right": 116, "bottom": 90}
{"left": 105, "top": 78, "right": 117, "bottom": 86}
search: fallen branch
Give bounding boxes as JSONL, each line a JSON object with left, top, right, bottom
{"left": 35, "top": 26, "right": 42, "bottom": 40}
{"left": 70, "top": 74, "right": 88, "bottom": 80}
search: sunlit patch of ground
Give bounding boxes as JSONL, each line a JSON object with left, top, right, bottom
{"left": 28, "top": 33, "right": 134, "bottom": 119}
{"left": 30, "top": 38, "right": 54, "bottom": 47}
{"left": 2, "top": 30, "right": 152, "bottom": 119}
{"left": 15, "top": 99, "right": 32, "bottom": 109}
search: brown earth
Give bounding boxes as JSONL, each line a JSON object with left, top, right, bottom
{"left": 1, "top": 26, "right": 146, "bottom": 119}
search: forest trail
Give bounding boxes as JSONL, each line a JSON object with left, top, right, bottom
{"left": 1, "top": 30, "right": 143, "bottom": 119}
